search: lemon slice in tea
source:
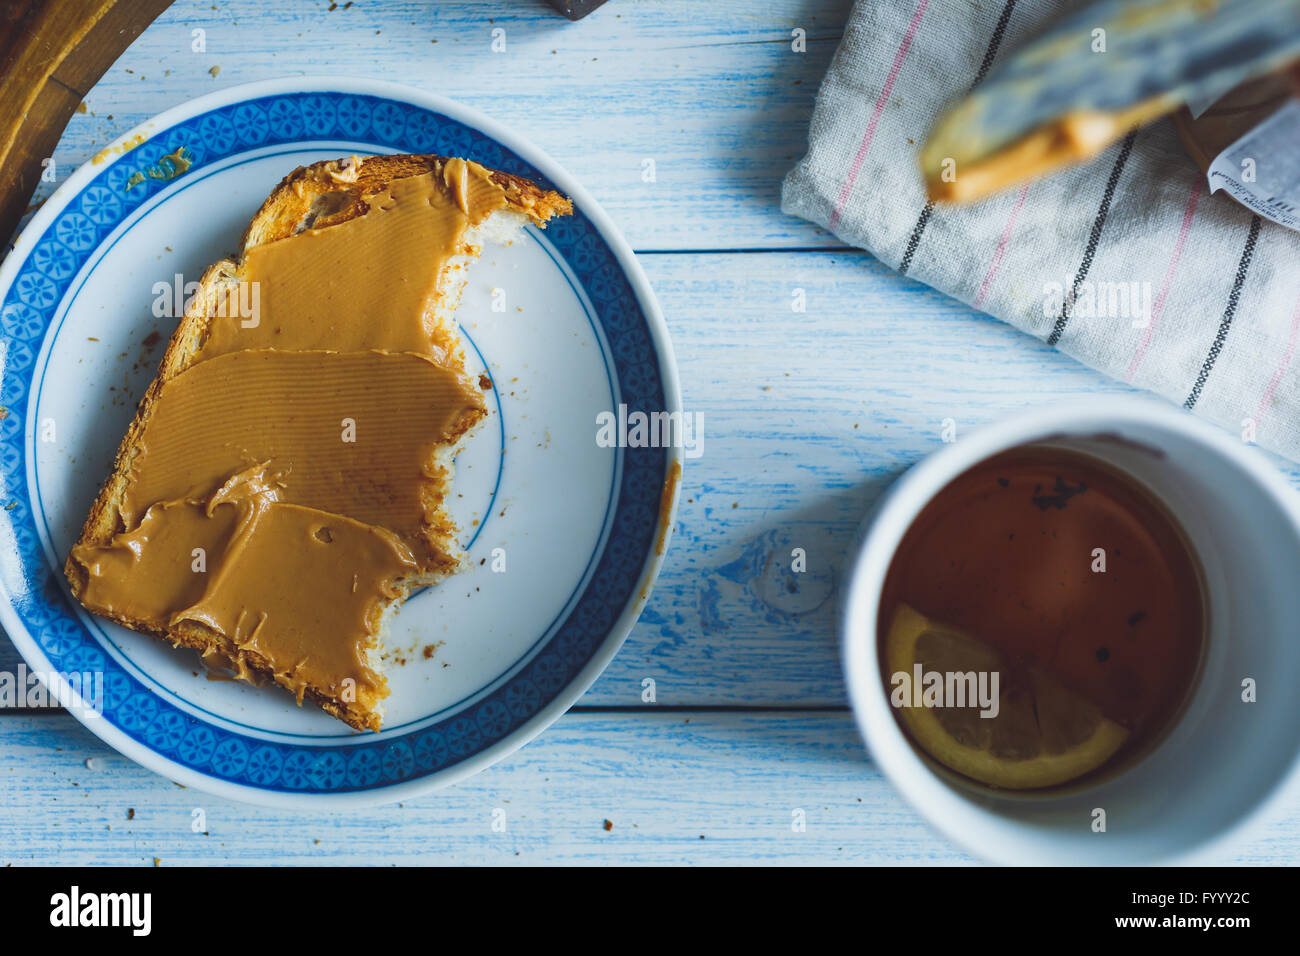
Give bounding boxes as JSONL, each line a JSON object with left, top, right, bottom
{"left": 884, "top": 603, "right": 1129, "bottom": 790}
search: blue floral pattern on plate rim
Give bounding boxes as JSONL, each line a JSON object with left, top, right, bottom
{"left": 0, "top": 90, "right": 668, "bottom": 795}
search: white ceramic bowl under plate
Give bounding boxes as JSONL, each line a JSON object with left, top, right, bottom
{"left": 0, "top": 77, "right": 681, "bottom": 807}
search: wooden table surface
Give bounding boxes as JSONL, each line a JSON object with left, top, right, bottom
{"left": 3, "top": 0, "right": 1297, "bottom": 866}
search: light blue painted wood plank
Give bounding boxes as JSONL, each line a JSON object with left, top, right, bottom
{"left": 6, "top": 250, "right": 1298, "bottom": 704}
{"left": 0, "top": 713, "right": 1294, "bottom": 864}
{"left": 3, "top": 0, "right": 1298, "bottom": 861}
{"left": 584, "top": 250, "right": 1300, "bottom": 703}
{"left": 19, "top": 0, "right": 854, "bottom": 251}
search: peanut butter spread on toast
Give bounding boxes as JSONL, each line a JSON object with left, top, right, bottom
{"left": 117, "top": 348, "right": 485, "bottom": 561}
{"left": 200, "top": 161, "right": 509, "bottom": 359}
{"left": 69, "top": 158, "right": 516, "bottom": 725}
{"left": 74, "top": 465, "right": 418, "bottom": 705}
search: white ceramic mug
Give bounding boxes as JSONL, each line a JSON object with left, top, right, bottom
{"left": 841, "top": 399, "right": 1300, "bottom": 864}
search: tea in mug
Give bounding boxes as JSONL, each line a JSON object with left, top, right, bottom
{"left": 878, "top": 446, "right": 1205, "bottom": 790}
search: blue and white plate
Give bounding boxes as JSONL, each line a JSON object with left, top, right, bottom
{"left": 0, "top": 78, "right": 681, "bottom": 807}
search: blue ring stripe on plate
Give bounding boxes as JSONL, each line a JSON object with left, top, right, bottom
{"left": 29, "top": 144, "right": 617, "bottom": 742}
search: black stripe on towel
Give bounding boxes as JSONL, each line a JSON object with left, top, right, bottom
{"left": 898, "top": 0, "right": 1019, "bottom": 276}
{"left": 1045, "top": 132, "right": 1136, "bottom": 347}
{"left": 1184, "top": 215, "right": 1262, "bottom": 411}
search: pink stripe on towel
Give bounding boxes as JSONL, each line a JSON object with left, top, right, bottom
{"left": 828, "top": 0, "right": 930, "bottom": 231}
{"left": 973, "top": 184, "right": 1030, "bottom": 310}
{"left": 1124, "top": 180, "right": 1201, "bottom": 382}
{"left": 1254, "top": 290, "right": 1300, "bottom": 427}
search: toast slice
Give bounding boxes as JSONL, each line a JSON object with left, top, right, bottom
{"left": 65, "top": 154, "right": 571, "bottom": 730}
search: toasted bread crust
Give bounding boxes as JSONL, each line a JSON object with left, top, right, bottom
{"left": 64, "top": 154, "right": 571, "bottom": 731}
{"left": 246, "top": 154, "right": 571, "bottom": 247}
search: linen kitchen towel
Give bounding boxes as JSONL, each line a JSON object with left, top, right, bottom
{"left": 783, "top": 0, "right": 1300, "bottom": 461}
